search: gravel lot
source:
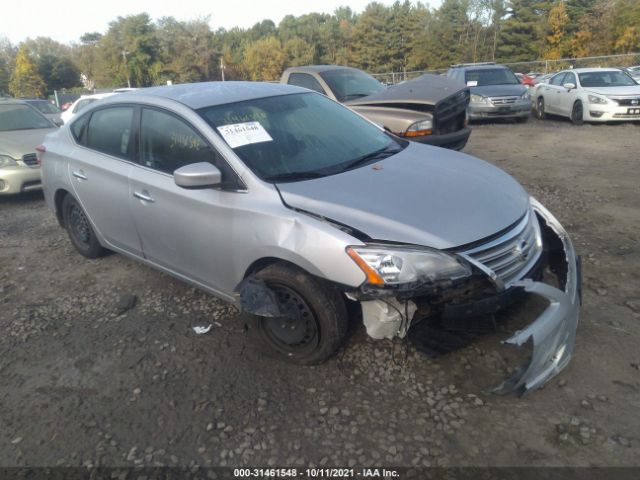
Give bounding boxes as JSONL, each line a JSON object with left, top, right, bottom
{"left": 1, "top": 116, "right": 639, "bottom": 470}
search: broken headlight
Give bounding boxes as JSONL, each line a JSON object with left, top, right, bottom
{"left": 347, "top": 246, "right": 471, "bottom": 286}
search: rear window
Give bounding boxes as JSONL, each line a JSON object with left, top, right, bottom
{"left": 0, "top": 104, "right": 52, "bottom": 131}
{"left": 465, "top": 68, "right": 520, "bottom": 86}
{"left": 86, "top": 107, "right": 134, "bottom": 159}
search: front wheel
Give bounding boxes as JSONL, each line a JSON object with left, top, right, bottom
{"left": 571, "top": 101, "right": 584, "bottom": 125}
{"left": 244, "top": 263, "right": 348, "bottom": 365}
{"left": 62, "top": 194, "right": 107, "bottom": 258}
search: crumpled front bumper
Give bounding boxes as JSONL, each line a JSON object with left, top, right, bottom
{"left": 493, "top": 198, "right": 581, "bottom": 395}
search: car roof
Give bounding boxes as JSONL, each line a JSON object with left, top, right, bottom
{"left": 563, "top": 68, "right": 624, "bottom": 74}
{"left": 115, "top": 81, "right": 308, "bottom": 110}
{"left": 0, "top": 99, "right": 31, "bottom": 106}
{"left": 77, "top": 92, "right": 116, "bottom": 101}
{"left": 284, "top": 65, "right": 358, "bottom": 74}
{"left": 450, "top": 63, "right": 510, "bottom": 71}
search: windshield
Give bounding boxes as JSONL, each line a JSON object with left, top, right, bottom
{"left": 28, "top": 101, "right": 61, "bottom": 114}
{"left": 0, "top": 104, "right": 53, "bottom": 131}
{"left": 319, "top": 69, "right": 386, "bottom": 102}
{"left": 199, "top": 93, "right": 403, "bottom": 182}
{"left": 465, "top": 68, "right": 520, "bottom": 86}
{"left": 579, "top": 71, "right": 638, "bottom": 87}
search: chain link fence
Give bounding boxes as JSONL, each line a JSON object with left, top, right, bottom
{"left": 371, "top": 53, "right": 640, "bottom": 84}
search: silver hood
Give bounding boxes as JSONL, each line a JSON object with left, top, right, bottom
{"left": 0, "top": 128, "right": 57, "bottom": 159}
{"left": 277, "top": 142, "right": 530, "bottom": 250}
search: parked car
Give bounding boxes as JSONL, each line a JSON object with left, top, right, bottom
{"left": 0, "top": 99, "right": 57, "bottom": 194}
{"left": 281, "top": 65, "right": 471, "bottom": 151}
{"left": 23, "top": 99, "right": 63, "bottom": 126}
{"left": 515, "top": 73, "right": 536, "bottom": 87}
{"left": 40, "top": 82, "right": 580, "bottom": 394}
{"left": 60, "top": 93, "right": 115, "bottom": 124}
{"left": 533, "top": 68, "right": 640, "bottom": 124}
{"left": 446, "top": 63, "right": 532, "bottom": 122}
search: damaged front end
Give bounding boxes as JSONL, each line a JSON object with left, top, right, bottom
{"left": 346, "top": 197, "right": 581, "bottom": 395}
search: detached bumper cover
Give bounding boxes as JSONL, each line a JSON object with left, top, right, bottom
{"left": 494, "top": 198, "right": 581, "bottom": 395}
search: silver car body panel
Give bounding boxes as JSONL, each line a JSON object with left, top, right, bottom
{"left": 277, "top": 142, "right": 530, "bottom": 249}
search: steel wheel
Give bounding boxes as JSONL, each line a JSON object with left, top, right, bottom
{"left": 69, "top": 204, "right": 91, "bottom": 246}
{"left": 571, "top": 101, "right": 584, "bottom": 125}
{"left": 537, "top": 97, "right": 546, "bottom": 120}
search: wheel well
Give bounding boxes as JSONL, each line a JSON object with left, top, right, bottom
{"left": 243, "top": 257, "right": 297, "bottom": 280}
{"left": 54, "top": 189, "right": 70, "bottom": 227}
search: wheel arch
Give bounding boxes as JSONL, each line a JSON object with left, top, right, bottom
{"left": 54, "top": 188, "right": 72, "bottom": 227}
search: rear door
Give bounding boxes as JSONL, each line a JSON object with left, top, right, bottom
{"left": 67, "top": 106, "right": 142, "bottom": 256}
{"left": 128, "top": 106, "right": 241, "bottom": 298}
{"left": 543, "top": 72, "right": 567, "bottom": 115}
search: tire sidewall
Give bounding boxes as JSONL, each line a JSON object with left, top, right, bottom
{"left": 572, "top": 101, "right": 584, "bottom": 125}
{"left": 62, "top": 195, "right": 104, "bottom": 258}
{"left": 537, "top": 97, "right": 545, "bottom": 119}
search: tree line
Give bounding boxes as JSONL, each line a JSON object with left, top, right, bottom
{"left": 1, "top": 0, "right": 639, "bottom": 98}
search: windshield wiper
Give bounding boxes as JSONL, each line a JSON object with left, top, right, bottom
{"left": 264, "top": 171, "right": 327, "bottom": 183}
{"left": 336, "top": 144, "right": 403, "bottom": 173}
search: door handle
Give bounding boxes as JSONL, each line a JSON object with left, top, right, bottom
{"left": 133, "top": 191, "right": 155, "bottom": 203}
{"left": 72, "top": 170, "right": 87, "bottom": 180}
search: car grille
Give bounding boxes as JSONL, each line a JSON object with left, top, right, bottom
{"left": 611, "top": 97, "right": 640, "bottom": 106}
{"left": 461, "top": 211, "right": 543, "bottom": 287}
{"left": 489, "top": 96, "right": 518, "bottom": 105}
{"left": 22, "top": 153, "right": 39, "bottom": 167}
{"left": 435, "top": 89, "right": 469, "bottom": 134}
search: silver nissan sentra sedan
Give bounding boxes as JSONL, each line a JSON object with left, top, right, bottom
{"left": 40, "top": 82, "right": 580, "bottom": 394}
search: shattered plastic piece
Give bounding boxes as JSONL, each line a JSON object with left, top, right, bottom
{"left": 237, "top": 277, "right": 282, "bottom": 317}
{"left": 193, "top": 324, "right": 213, "bottom": 335}
{"left": 361, "top": 298, "right": 417, "bottom": 339}
{"left": 493, "top": 198, "right": 580, "bottom": 395}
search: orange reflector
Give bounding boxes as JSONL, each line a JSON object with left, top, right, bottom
{"left": 346, "top": 248, "right": 385, "bottom": 286}
{"left": 403, "top": 129, "right": 433, "bottom": 137}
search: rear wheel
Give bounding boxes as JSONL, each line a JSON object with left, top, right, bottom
{"left": 571, "top": 101, "right": 584, "bottom": 125}
{"left": 245, "top": 263, "right": 348, "bottom": 365}
{"left": 62, "top": 194, "right": 106, "bottom": 258}
{"left": 536, "top": 97, "right": 546, "bottom": 120}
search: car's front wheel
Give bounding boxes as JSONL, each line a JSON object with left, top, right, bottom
{"left": 571, "top": 101, "right": 584, "bottom": 125}
{"left": 537, "top": 97, "right": 546, "bottom": 120}
{"left": 62, "top": 194, "right": 107, "bottom": 258}
{"left": 245, "top": 263, "right": 348, "bottom": 365}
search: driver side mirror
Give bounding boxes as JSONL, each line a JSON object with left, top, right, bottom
{"left": 174, "top": 162, "right": 221, "bottom": 188}
{"left": 563, "top": 82, "right": 576, "bottom": 90}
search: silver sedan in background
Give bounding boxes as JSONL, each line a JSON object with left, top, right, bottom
{"left": 40, "top": 82, "right": 580, "bottom": 394}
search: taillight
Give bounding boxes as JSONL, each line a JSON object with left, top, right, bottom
{"left": 36, "top": 145, "right": 46, "bottom": 166}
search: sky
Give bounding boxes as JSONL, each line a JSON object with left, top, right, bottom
{"left": 1, "top": 0, "right": 439, "bottom": 46}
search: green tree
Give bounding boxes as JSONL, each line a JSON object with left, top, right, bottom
{"left": 498, "top": 0, "right": 550, "bottom": 62}
{"left": 544, "top": 1, "right": 571, "bottom": 59}
{"left": 9, "top": 46, "right": 45, "bottom": 97}
{"left": 243, "top": 37, "right": 285, "bottom": 80}
{"left": 283, "top": 38, "right": 315, "bottom": 66}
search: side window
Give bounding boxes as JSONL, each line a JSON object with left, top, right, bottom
{"left": 140, "top": 108, "right": 216, "bottom": 174}
{"left": 71, "top": 114, "right": 89, "bottom": 144}
{"left": 288, "top": 73, "right": 327, "bottom": 95}
{"left": 564, "top": 72, "right": 577, "bottom": 85}
{"left": 86, "top": 107, "right": 134, "bottom": 159}
{"left": 550, "top": 73, "right": 567, "bottom": 86}
{"left": 74, "top": 99, "right": 93, "bottom": 113}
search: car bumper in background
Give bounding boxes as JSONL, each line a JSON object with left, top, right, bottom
{"left": 468, "top": 100, "right": 532, "bottom": 120}
{"left": 0, "top": 165, "right": 42, "bottom": 195}
{"left": 412, "top": 127, "right": 472, "bottom": 151}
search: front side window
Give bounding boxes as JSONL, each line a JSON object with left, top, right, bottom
{"left": 73, "top": 99, "right": 95, "bottom": 113}
{"left": 86, "top": 107, "right": 134, "bottom": 159}
{"left": 465, "top": 68, "right": 520, "bottom": 86}
{"left": 288, "top": 73, "right": 327, "bottom": 95}
{"left": 318, "top": 69, "right": 385, "bottom": 102}
{"left": 550, "top": 73, "right": 567, "bottom": 86}
{"left": 0, "top": 104, "right": 53, "bottom": 131}
{"left": 140, "top": 108, "right": 216, "bottom": 174}
{"left": 198, "top": 92, "right": 403, "bottom": 182}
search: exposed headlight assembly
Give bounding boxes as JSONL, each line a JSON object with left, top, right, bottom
{"left": 520, "top": 91, "right": 531, "bottom": 100}
{"left": 470, "top": 94, "right": 487, "bottom": 104}
{"left": 347, "top": 246, "right": 471, "bottom": 286}
{"left": 0, "top": 155, "right": 18, "bottom": 168}
{"left": 404, "top": 115, "right": 433, "bottom": 137}
{"left": 588, "top": 95, "right": 608, "bottom": 104}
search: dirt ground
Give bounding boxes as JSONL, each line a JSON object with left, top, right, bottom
{"left": 1, "top": 116, "right": 639, "bottom": 471}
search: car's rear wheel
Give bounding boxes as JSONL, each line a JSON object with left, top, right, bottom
{"left": 245, "top": 263, "right": 348, "bottom": 365}
{"left": 537, "top": 97, "right": 546, "bottom": 119}
{"left": 62, "top": 194, "right": 106, "bottom": 258}
{"left": 571, "top": 101, "right": 584, "bottom": 125}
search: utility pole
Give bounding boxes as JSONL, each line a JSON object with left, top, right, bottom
{"left": 220, "top": 57, "right": 226, "bottom": 82}
{"left": 122, "top": 50, "right": 131, "bottom": 88}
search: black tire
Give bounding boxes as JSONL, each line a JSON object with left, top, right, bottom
{"left": 571, "top": 101, "right": 584, "bottom": 125}
{"left": 536, "top": 97, "right": 546, "bottom": 120}
{"left": 244, "top": 262, "right": 348, "bottom": 365}
{"left": 516, "top": 115, "right": 529, "bottom": 123}
{"left": 62, "top": 194, "right": 106, "bottom": 258}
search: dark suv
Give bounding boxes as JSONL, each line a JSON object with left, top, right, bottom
{"left": 447, "top": 63, "right": 532, "bottom": 122}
